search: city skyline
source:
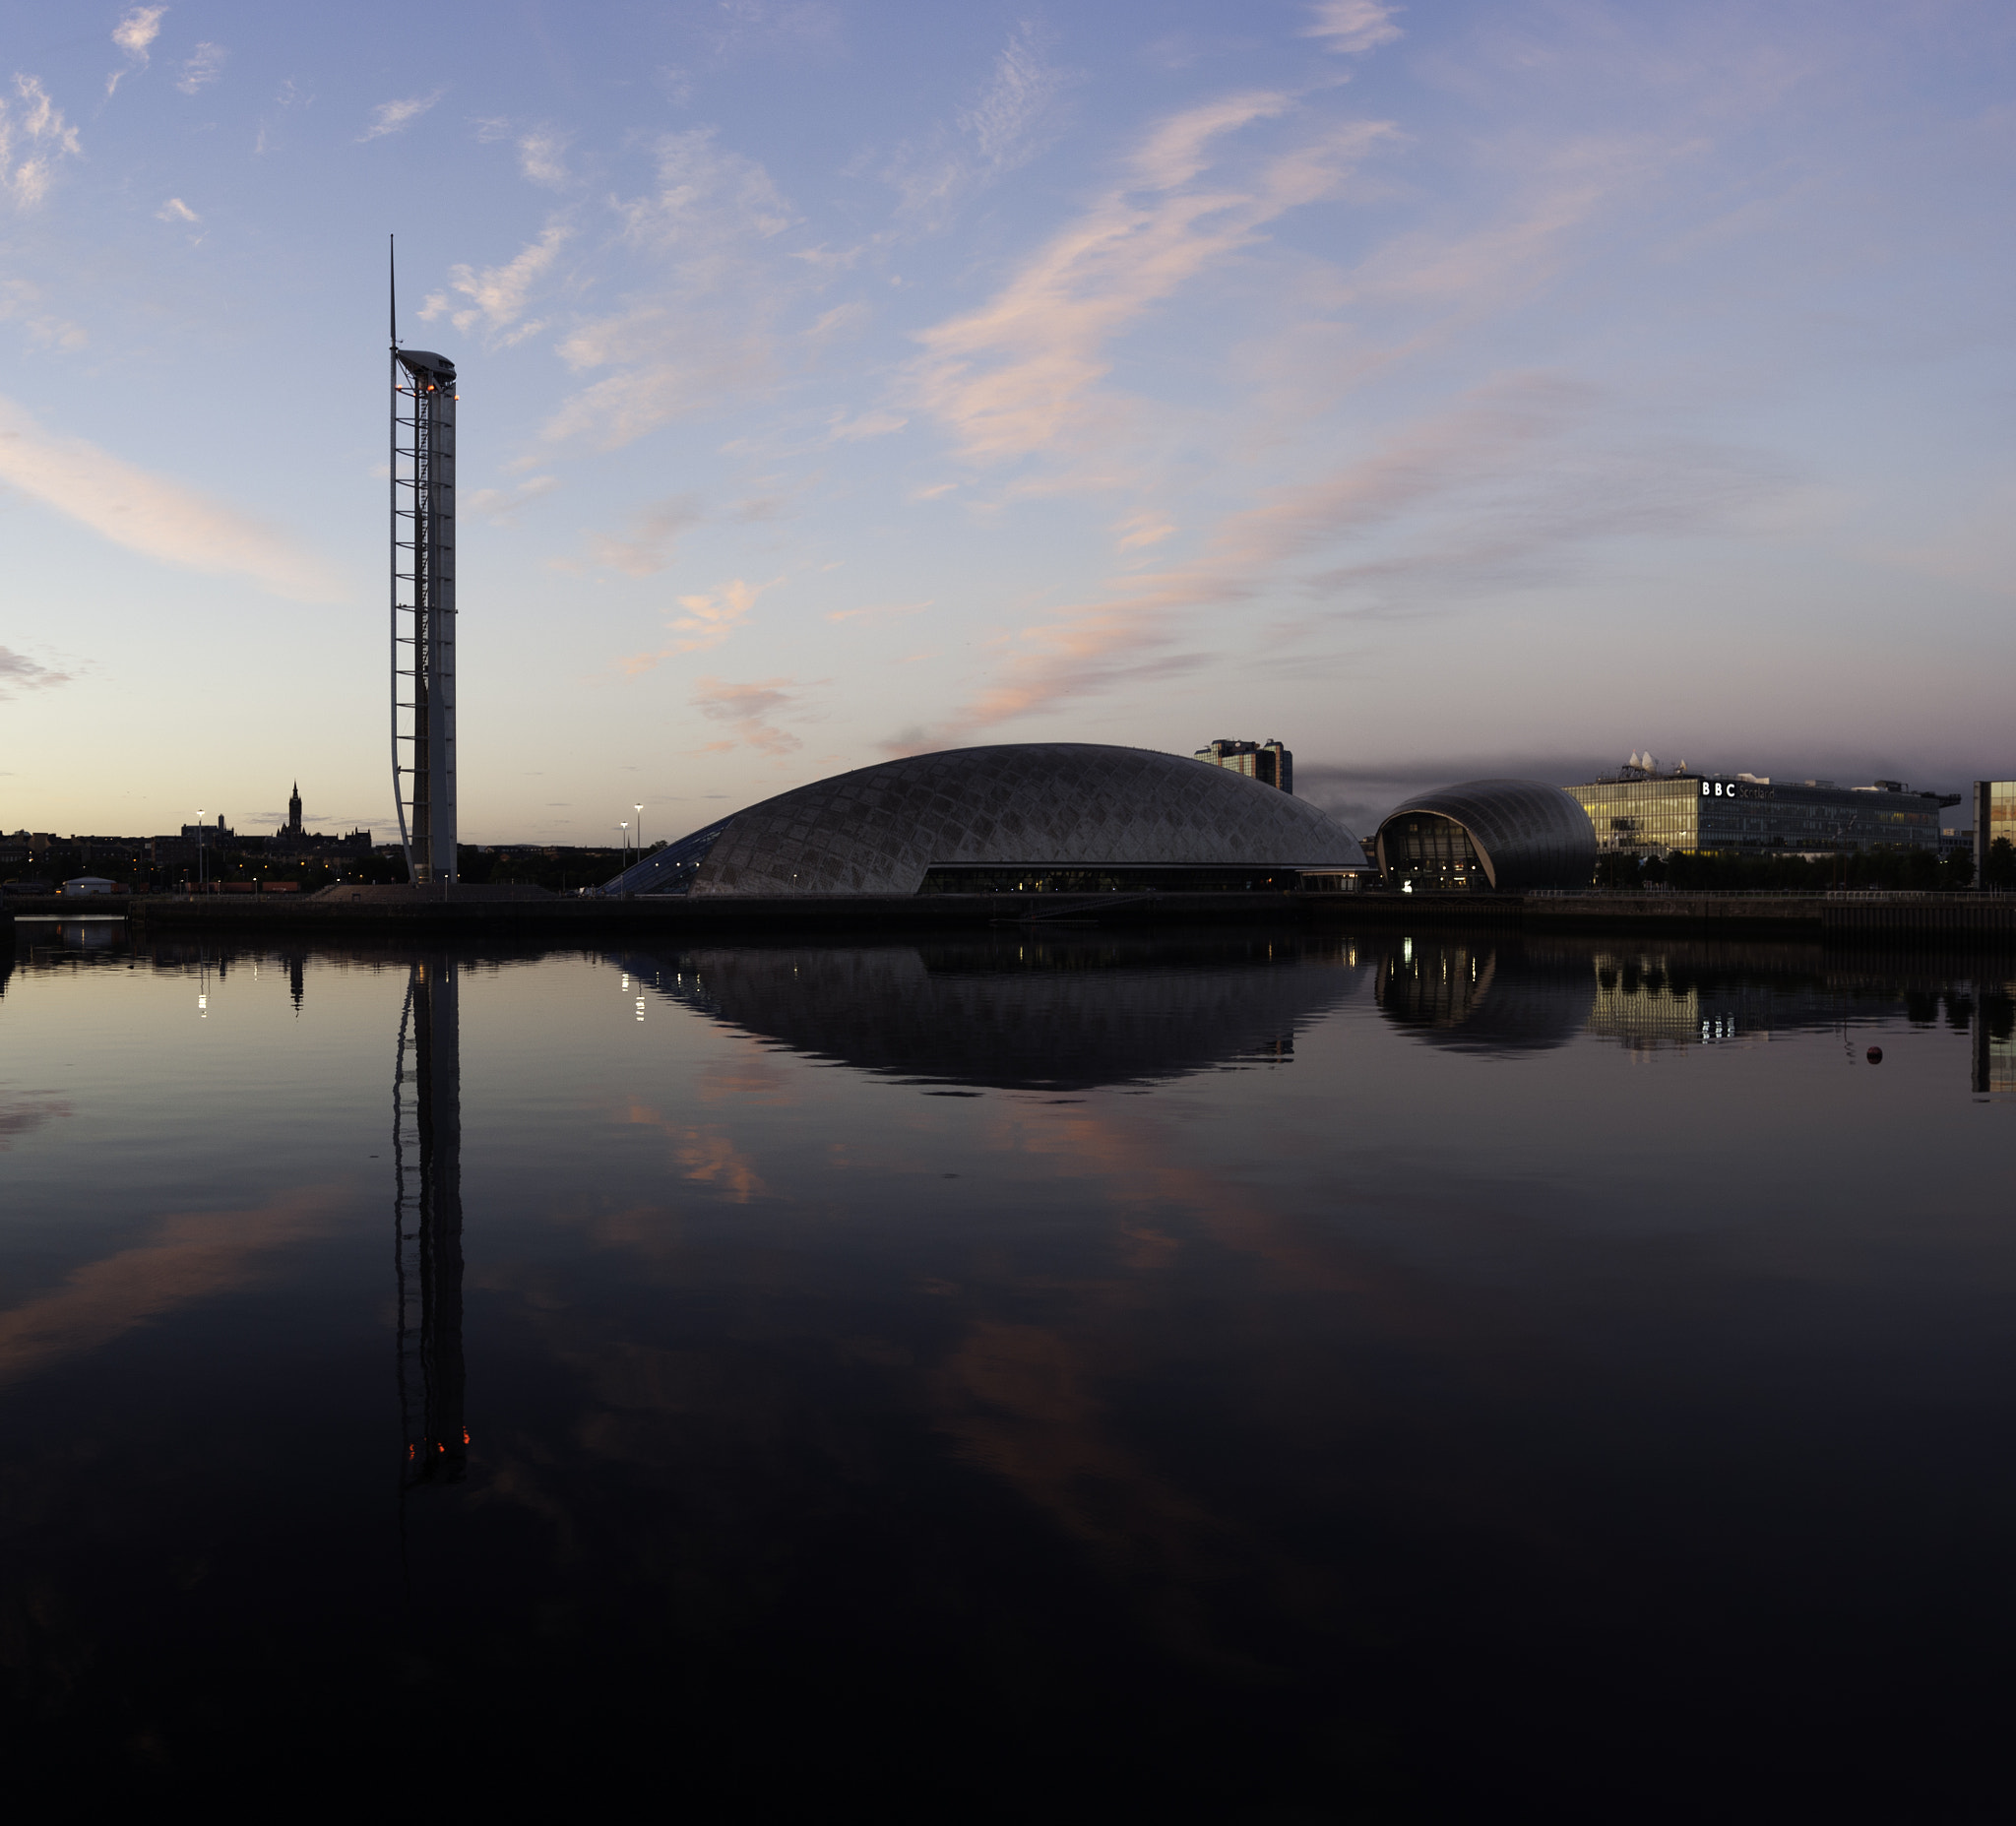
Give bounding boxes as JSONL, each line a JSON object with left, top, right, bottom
{"left": 2, "top": 0, "right": 2010, "bottom": 846}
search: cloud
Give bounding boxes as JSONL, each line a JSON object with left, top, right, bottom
{"left": 106, "top": 5, "right": 166, "bottom": 96}
{"left": 0, "top": 280, "right": 86, "bottom": 350}
{"left": 519, "top": 125, "right": 572, "bottom": 188}
{"left": 542, "top": 132, "right": 796, "bottom": 451}
{"left": 177, "top": 42, "right": 227, "bottom": 94}
{"left": 1303, "top": 1, "right": 1403, "bottom": 56}
{"left": 706, "top": 1, "right": 841, "bottom": 59}
{"left": 908, "top": 97, "right": 1394, "bottom": 469}
{"left": 827, "top": 598, "right": 931, "bottom": 625}
{"left": 805, "top": 299, "right": 868, "bottom": 344}
{"left": 0, "top": 646, "right": 72, "bottom": 697}
{"left": 903, "top": 373, "right": 1773, "bottom": 744}
{"left": 620, "top": 576, "right": 781, "bottom": 673}
{"left": 439, "top": 220, "right": 571, "bottom": 341}
{"left": 1128, "top": 90, "right": 1292, "bottom": 191}
{"left": 692, "top": 674, "right": 804, "bottom": 756}
{"left": 359, "top": 90, "right": 443, "bottom": 141}
{"left": 614, "top": 127, "right": 793, "bottom": 249}
{"left": 1347, "top": 141, "right": 1665, "bottom": 313}
{"left": 882, "top": 27, "right": 1076, "bottom": 232}
{"left": 255, "top": 77, "right": 310, "bottom": 154}
{"left": 588, "top": 494, "right": 703, "bottom": 575}
{"left": 462, "top": 472, "right": 560, "bottom": 527}
{"left": 0, "top": 394, "right": 342, "bottom": 600}
{"left": 961, "top": 25, "right": 1073, "bottom": 171}
{"left": 825, "top": 408, "right": 906, "bottom": 442}
{"left": 1113, "top": 512, "right": 1175, "bottom": 551}
{"left": 155, "top": 196, "right": 199, "bottom": 224}
{"left": 0, "top": 76, "right": 83, "bottom": 210}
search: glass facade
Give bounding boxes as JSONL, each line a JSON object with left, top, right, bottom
{"left": 1567, "top": 776, "right": 1948, "bottom": 855}
{"left": 1988, "top": 782, "right": 2016, "bottom": 858}
{"left": 1382, "top": 814, "right": 1484, "bottom": 891}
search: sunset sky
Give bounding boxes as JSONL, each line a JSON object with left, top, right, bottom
{"left": 1, "top": 0, "right": 2010, "bottom": 844}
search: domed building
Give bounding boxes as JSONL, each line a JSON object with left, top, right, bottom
{"left": 1372, "top": 780, "right": 1597, "bottom": 893}
{"left": 603, "top": 743, "right": 1369, "bottom": 897}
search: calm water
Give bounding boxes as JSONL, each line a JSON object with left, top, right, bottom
{"left": 4, "top": 920, "right": 2015, "bottom": 1815}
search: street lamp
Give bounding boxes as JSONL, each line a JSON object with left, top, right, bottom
{"left": 635, "top": 804, "right": 644, "bottom": 856}
{"left": 619, "top": 821, "right": 629, "bottom": 863}
{"left": 197, "top": 809, "right": 205, "bottom": 895}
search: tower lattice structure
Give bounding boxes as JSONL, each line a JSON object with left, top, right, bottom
{"left": 391, "top": 345, "right": 459, "bottom": 884}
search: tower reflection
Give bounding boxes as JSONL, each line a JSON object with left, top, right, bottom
{"left": 394, "top": 956, "right": 466, "bottom": 1485}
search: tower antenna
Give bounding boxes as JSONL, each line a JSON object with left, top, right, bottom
{"left": 390, "top": 232, "right": 399, "bottom": 347}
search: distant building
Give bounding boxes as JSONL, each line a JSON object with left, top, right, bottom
{"left": 1972, "top": 783, "right": 2016, "bottom": 882}
{"left": 180, "top": 815, "right": 236, "bottom": 844}
{"left": 269, "top": 782, "right": 371, "bottom": 854}
{"left": 1567, "top": 759, "right": 1956, "bottom": 856}
{"left": 1195, "top": 738, "right": 1292, "bottom": 794}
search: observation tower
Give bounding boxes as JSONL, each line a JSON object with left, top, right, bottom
{"left": 390, "top": 317, "right": 459, "bottom": 885}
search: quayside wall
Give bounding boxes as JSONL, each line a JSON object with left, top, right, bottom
{"left": 21, "top": 888, "right": 2016, "bottom": 947}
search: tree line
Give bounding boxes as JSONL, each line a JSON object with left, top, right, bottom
{"left": 1593, "top": 839, "right": 2014, "bottom": 892}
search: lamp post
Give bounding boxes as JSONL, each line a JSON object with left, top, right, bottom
{"left": 619, "top": 821, "right": 629, "bottom": 865}
{"left": 635, "top": 804, "right": 644, "bottom": 857}
{"left": 197, "top": 809, "right": 205, "bottom": 895}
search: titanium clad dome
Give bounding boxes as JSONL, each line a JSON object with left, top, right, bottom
{"left": 1373, "top": 780, "right": 1597, "bottom": 892}
{"left": 606, "top": 743, "right": 1368, "bottom": 897}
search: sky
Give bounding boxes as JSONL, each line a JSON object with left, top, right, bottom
{"left": 0, "top": 0, "right": 2011, "bottom": 845}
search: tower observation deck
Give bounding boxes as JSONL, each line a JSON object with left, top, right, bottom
{"left": 391, "top": 344, "right": 458, "bottom": 884}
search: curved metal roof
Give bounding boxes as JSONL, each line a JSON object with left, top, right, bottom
{"left": 1373, "top": 779, "right": 1596, "bottom": 892}
{"left": 605, "top": 743, "right": 1367, "bottom": 896}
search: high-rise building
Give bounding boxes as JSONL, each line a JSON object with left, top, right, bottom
{"left": 1195, "top": 738, "right": 1292, "bottom": 794}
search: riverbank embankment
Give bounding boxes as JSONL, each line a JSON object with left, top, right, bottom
{"left": 24, "top": 886, "right": 2005, "bottom": 947}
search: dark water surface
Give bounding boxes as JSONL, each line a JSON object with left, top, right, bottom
{"left": 4, "top": 922, "right": 2015, "bottom": 1816}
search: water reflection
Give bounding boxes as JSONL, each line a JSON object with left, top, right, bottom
{"left": 5, "top": 923, "right": 2016, "bottom": 1808}
{"left": 1372, "top": 932, "right": 2016, "bottom": 1080}
{"left": 394, "top": 957, "right": 466, "bottom": 1485}
{"left": 628, "top": 932, "right": 1367, "bottom": 1090}
{"left": 1373, "top": 936, "right": 1593, "bottom": 1052}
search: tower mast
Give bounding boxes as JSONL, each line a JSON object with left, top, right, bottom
{"left": 389, "top": 237, "right": 460, "bottom": 886}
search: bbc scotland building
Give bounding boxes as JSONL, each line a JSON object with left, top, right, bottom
{"left": 1567, "top": 765, "right": 1956, "bottom": 858}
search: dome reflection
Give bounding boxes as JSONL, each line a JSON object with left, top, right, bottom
{"left": 1373, "top": 936, "right": 1596, "bottom": 1053}
{"left": 628, "top": 933, "right": 1367, "bottom": 1091}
